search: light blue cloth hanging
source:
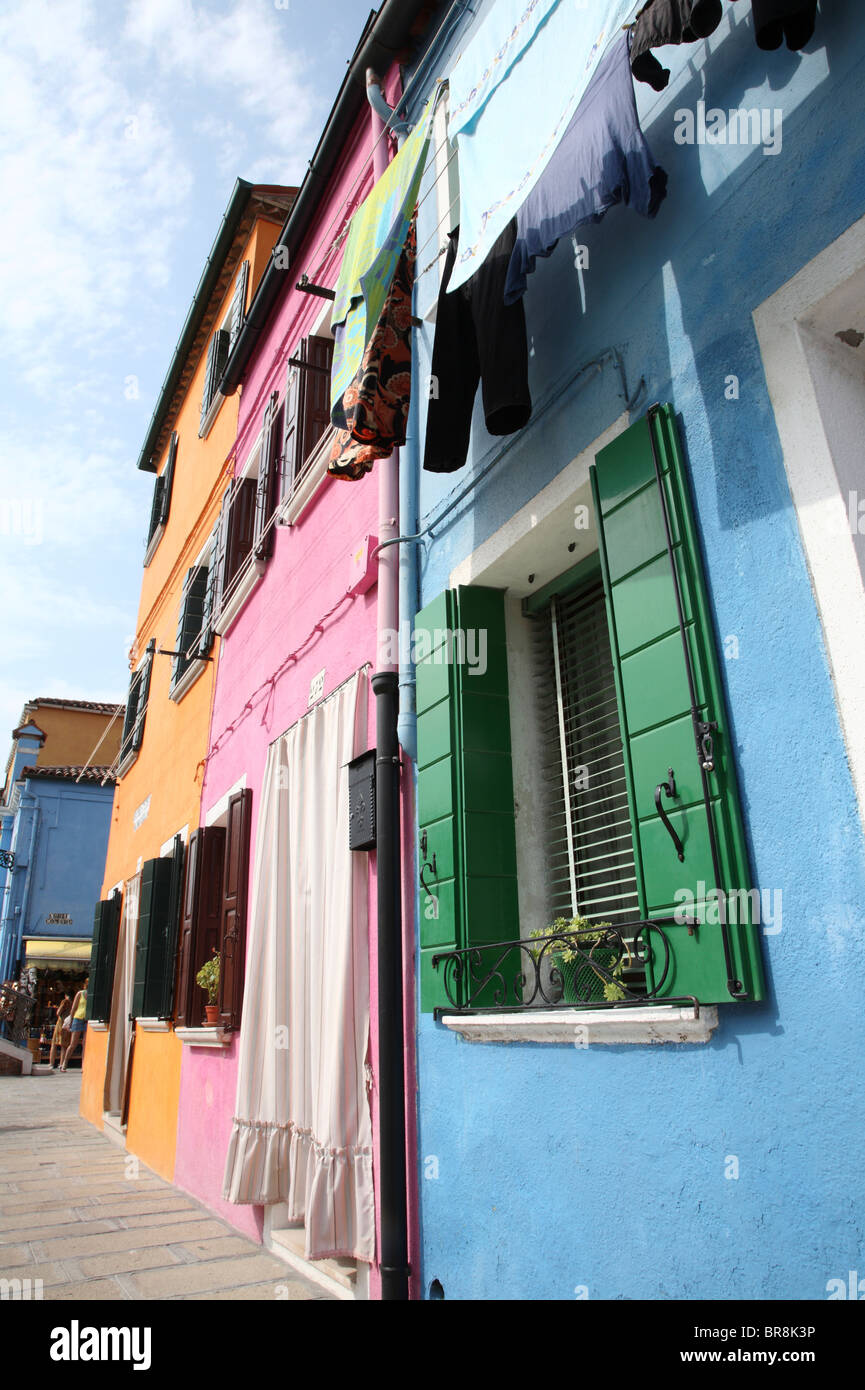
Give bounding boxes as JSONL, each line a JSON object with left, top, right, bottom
{"left": 446, "top": 0, "right": 639, "bottom": 294}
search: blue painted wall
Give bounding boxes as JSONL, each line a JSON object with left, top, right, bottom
{"left": 408, "top": 1, "right": 865, "bottom": 1299}
{"left": 0, "top": 777, "right": 114, "bottom": 979}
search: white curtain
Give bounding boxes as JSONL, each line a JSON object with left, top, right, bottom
{"left": 103, "top": 871, "right": 140, "bottom": 1115}
{"left": 223, "top": 671, "right": 374, "bottom": 1263}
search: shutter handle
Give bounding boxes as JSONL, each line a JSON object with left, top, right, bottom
{"left": 654, "top": 768, "right": 685, "bottom": 863}
{"left": 419, "top": 829, "right": 437, "bottom": 901}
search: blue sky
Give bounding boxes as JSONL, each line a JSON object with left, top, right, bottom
{"left": 0, "top": 0, "right": 375, "bottom": 747}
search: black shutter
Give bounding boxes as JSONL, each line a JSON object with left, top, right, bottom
{"left": 172, "top": 566, "right": 208, "bottom": 687}
{"left": 254, "top": 392, "right": 281, "bottom": 560}
{"left": 200, "top": 334, "right": 218, "bottom": 431}
{"left": 223, "top": 478, "right": 257, "bottom": 598}
{"left": 300, "top": 336, "right": 334, "bottom": 464}
{"left": 211, "top": 329, "right": 230, "bottom": 403}
{"left": 146, "top": 475, "right": 165, "bottom": 545}
{"left": 199, "top": 519, "right": 222, "bottom": 656}
{"left": 159, "top": 432, "right": 178, "bottom": 527}
{"left": 218, "top": 788, "right": 252, "bottom": 1031}
{"left": 131, "top": 640, "right": 155, "bottom": 751}
{"left": 159, "top": 837, "right": 186, "bottom": 1018}
{"left": 87, "top": 893, "right": 122, "bottom": 1023}
{"left": 228, "top": 261, "right": 249, "bottom": 349}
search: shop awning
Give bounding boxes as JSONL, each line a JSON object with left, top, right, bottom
{"left": 23, "top": 938, "right": 92, "bottom": 968}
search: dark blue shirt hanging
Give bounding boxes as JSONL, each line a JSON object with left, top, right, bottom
{"left": 504, "top": 34, "right": 668, "bottom": 306}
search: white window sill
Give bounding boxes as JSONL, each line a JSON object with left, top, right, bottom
{"left": 87, "top": 1021, "right": 108, "bottom": 1032}
{"left": 214, "top": 557, "right": 265, "bottom": 636}
{"left": 199, "top": 391, "right": 224, "bottom": 440}
{"left": 174, "top": 1026, "right": 230, "bottom": 1048}
{"left": 116, "top": 747, "right": 139, "bottom": 780}
{"left": 279, "top": 427, "right": 335, "bottom": 527}
{"left": 143, "top": 522, "right": 165, "bottom": 568}
{"left": 135, "top": 1018, "right": 171, "bottom": 1032}
{"left": 169, "top": 657, "right": 207, "bottom": 703}
{"left": 438, "top": 1005, "right": 719, "bottom": 1045}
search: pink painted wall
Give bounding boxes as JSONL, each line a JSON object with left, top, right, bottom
{"left": 173, "top": 89, "right": 423, "bottom": 1285}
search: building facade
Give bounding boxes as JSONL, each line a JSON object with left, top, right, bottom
{"left": 405, "top": 0, "right": 865, "bottom": 1300}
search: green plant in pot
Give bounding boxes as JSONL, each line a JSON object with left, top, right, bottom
{"left": 530, "top": 915, "right": 628, "bottom": 1004}
{"left": 195, "top": 951, "right": 220, "bottom": 1025}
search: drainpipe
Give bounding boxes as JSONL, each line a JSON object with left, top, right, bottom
{"left": 368, "top": 78, "right": 409, "bottom": 1302}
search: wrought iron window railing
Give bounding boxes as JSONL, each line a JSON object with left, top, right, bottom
{"left": 431, "top": 919, "right": 700, "bottom": 1018}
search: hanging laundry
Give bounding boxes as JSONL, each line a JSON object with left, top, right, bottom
{"left": 424, "top": 219, "right": 531, "bottom": 475}
{"left": 445, "top": 0, "right": 636, "bottom": 295}
{"left": 330, "top": 99, "right": 435, "bottom": 426}
{"left": 328, "top": 221, "right": 416, "bottom": 481}
{"left": 505, "top": 33, "right": 668, "bottom": 305}
{"left": 743, "top": 0, "right": 817, "bottom": 51}
{"left": 629, "top": 0, "right": 723, "bottom": 91}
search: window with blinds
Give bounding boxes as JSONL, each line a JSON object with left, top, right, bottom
{"left": 532, "top": 574, "right": 645, "bottom": 990}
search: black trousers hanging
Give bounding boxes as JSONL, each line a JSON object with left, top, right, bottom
{"left": 423, "top": 220, "right": 532, "bottom": 475}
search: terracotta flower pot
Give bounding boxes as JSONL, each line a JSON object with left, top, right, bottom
{"left": 204, "top": 1004, "right": 220, "bottom": 1025}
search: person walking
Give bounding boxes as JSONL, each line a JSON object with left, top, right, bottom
{"left": 60, "top": 978, "right": 88, "bottom": 1072}
{"left": 48, "top": 991, "right": 72, "bottom": 1070}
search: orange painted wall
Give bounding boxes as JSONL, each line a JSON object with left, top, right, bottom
{"left": 87, "top": 212, "right": 287, "bottom": 1162}
{"left": 79, "top": 1026, "right": 108, "bottom": 1129}
{"left": 124, "top": 1029, "right": 183, "bottom": 1180}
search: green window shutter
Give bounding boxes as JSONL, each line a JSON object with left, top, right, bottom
{"left": 146, "top": 475, "right": 165, "bottom": 545}
{"left": 172, "top": 567, "right": 208, "bottom": 688}
{"left": 131, "top": 641, "right": 155, "bottom": 751}
{"left": 159, "top": 838, "right": 186, "bottom": 1018}
{"left": 159, "top": 432, "right": 178, "bottom": 528}
{"left": 87, "top": 893, "right": 121, "bottom": 1022}
{"left": 133, "top": 856, "right": 174, "bottom": 1018}
{"left": 201, "top": 505, "right": 228, "bottom": 650}
{"left": 121, "top": 670, "right": 143, "bottom": 761}
{"left": 590, "top": 405, "right": 765, "bottom": 1004}
{"left": 228, "top": 261, "right": 249, "bottom": 349}
{"left": 415, "top": 586, "right": 518, "bottom": 1011}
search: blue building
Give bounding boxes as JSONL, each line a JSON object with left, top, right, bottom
{"left": 0, "top": 701, "right": 120, "bottom": 1046}
{"left": 396, "top": 0, "right": 865, "bottom": 1300}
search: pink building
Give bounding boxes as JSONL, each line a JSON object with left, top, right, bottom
{"left": 171, "top": 30, "right": 425, "bottom": 1300}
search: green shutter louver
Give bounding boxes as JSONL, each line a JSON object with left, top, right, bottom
{"left": 590, "top": 405, "right": 765, "bottom": 1004}
{"left": 120, "top": 670, "right": 143, "bottom": 761}
{"left": 131, "top": 640, "right": 155, "bottom": 752}
{"left": 228, "top": 261, "right": 249, "bottom": 349}
{"left": 132, "top": 855, "right": 175, "bottom": 1018}
{"left": 87, "top": 893, "right": 121, "bottom": 1022}
{"left": 146, "top": 475, "right": 165, "bottom": 546}
{"left": 416, "top": 586, "right": 519, "bottom": 1011}
{"left": 200, "top": 329, "right": 230, "bottom": 431}
{"left": 172, "top": 566, "right": 208, "bottom": 688}
{"left": 159, "top": 432, "right": 178, "bottom": 528}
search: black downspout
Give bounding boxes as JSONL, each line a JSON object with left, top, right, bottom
{"left": 372, "top": 670, "right": 409, "bottom": 1300}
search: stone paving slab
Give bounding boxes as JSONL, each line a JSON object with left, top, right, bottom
{"left": 0, "top": 1073, "right": 333, "bottom": 1302}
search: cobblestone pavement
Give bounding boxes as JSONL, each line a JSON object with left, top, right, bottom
{"left": 0, "top": 1072, "right": 331, "bottom": 1300}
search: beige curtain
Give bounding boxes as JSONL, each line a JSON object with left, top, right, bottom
{"left": 223, "top": 671, "right": 374, "bottom": 1263}
{"left": 103, "top": 871, "right": 140, "bottom": 1115}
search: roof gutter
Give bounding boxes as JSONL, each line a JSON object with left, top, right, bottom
{"left": 135, "top": 178, "right": 255, "bottom": 471}
{"left": 219, "top": 0, "right": 440, "bottom": 397}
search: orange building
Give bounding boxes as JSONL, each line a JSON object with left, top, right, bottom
{"left": 80, "top": 183, "right": 296, "bottom": 1180}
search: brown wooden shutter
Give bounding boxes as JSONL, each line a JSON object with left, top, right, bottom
{"left": 224, "top": 478, "right": 257, "bottom": 598}
{"left": 282, "top": 355, "right": 304, "bottom": 492}
{"left": 300, "top": 336, "right": 334, "bottom": 464}
{"left": 174, "top": 826, "right": 226, "bottom": 1026}
{"left": 217, "top": 788, "right": 252, "bottom": 1032}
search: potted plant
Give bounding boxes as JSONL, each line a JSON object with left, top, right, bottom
{"left": 530, "top": 916, "right": 628, "bottom": 1004}
{"left": 195, "top": 952, "right": 221, "bottom": 1025}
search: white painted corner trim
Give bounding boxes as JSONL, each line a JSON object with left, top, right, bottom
{"left": 174, "top": 1026, "right": 230, "bottom": 1048}
{"left": 439, "top": 1005, "right": 719, "bottom": 1045}
{"left": 753, "top": 213, "right": 865, "bottom": 831}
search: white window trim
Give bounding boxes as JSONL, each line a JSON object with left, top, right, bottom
{"left": 753, "top": 212, "right": 865, "bottom": 831}
{"left": 199, "top": 388, "right": 225, "bottom": 441}
{"left": 204, "top": 773, "right": 246, "bottom": 829}
{"left": 439, "top": 1005, "right": 719, "bottom": 1045}
{"left": 135, "top": 1017, "right": 171, "bottom": 1033}
{"left": 175, "top": 1025, "right": 229, "bottom": 1048}
{"left": 143, "top": 519, "right": 165, "bottom": 568}
{"left": 214, "top": 557, "right": 265, "bottom": 636}
{"left": 279, "top": 424, "right": 336, "bottom": 527}
{"left": 169, "top": 656, "right": 207, "bottom": 703}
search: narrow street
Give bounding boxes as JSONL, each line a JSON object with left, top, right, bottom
{"left": 0, "top": 1074, "right": 330, "bottom": 1301}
